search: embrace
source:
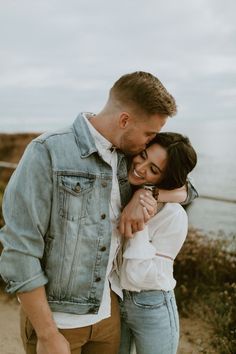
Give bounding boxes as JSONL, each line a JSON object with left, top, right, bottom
{"left": 0, "top": 71, "right": 197, "bottom": 354}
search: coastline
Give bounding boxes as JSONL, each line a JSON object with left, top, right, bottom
{"left": 1, "top": 127, "right": 236, "bottom": 239}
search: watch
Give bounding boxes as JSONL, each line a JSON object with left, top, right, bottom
{"left": 143, "top": 185, "right": 160, "bottom": 201}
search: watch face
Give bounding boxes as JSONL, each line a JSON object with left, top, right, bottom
{"left": 143, "top": 185, "right": 155, "bottom": 191}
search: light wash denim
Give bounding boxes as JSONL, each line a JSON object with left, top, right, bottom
{"left": 0, "top": 113, "right": 132, "bottom": 315}
{"left": 0, "top": 112, "right": 197, "bottom": 317}
{"left": 119, "top": 289, "right": 179, "bottom": 354}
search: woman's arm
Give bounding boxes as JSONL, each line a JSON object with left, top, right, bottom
{"left": 120, "top": 204, "right": 188, "bottom": 291}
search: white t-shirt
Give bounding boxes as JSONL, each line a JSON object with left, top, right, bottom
{"left": 120, "top": 203, "right": 188, "bottom": 292}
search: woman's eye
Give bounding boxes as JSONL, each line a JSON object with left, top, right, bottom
{"left": 140, "top": 151, "right": 146, "bottom": 159}
{"left": 151, "top": 167, "right": 159, "bottom": 174}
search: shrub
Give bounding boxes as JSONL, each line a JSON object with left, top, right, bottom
{"left": 175, "top": 229, "right": 236, "bottom": 353}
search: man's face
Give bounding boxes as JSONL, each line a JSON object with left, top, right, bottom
{"left": 119, "top": 113, "right": 168, "bottom": 155}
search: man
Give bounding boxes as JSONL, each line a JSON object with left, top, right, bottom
{"left": 0, "top": 71, "right": 195, "bottom": 354}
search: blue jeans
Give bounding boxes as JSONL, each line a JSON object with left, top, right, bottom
{"left": 119, "top": 290, "right": 179, "bottom": 354}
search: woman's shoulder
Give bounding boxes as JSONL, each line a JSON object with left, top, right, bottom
{"left": 148, "top": 203, "right": 188, "bottom": 243}
{"left": 148, "top": 202, "right": 187, "bottom": 229}
{"left": 157, "top": 202, "right": 187, "bottom": 220}
{"left": 163, "top": 202, "right": 187, "bottom": 217}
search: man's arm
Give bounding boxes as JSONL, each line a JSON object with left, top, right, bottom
{"left": 0, "top": 141, "right": 51, "bottom": 293}
{"left": 0, "top": 140, "right": 70, "bottom": 353}
{"left": 19, "top": 287, "right": 70, "bottom": 354}
{"left": 119, "top": 187, "right": 186, "bottom": 237}
{"left": 119, "top": 178, "right": 198, "bottom": 237}
{"left": 119, "top": 189, "right": 155, "bottom": 237}
{"left": 180, "top": 178, "right": 199, "bottom": 205}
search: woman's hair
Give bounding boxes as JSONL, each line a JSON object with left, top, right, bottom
{"left": 147, "top": 132, "right": 197, "bottom": 189}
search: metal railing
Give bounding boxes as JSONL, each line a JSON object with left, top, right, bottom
{"left": 0, "top": 161, "right": 18, "bottom": 169}
{"left": 0, "top": 161, "right": 236, "bottom": 204}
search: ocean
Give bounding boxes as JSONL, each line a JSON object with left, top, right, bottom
{"left": 163, "top": 118, "right": 236, "bottom": 240}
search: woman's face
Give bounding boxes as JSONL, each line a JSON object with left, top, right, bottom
{"left": 128, "top": 143, "right": 168, "bottom": 186}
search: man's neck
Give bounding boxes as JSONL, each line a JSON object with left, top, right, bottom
{"left": 88, "top": 113, "right": 117, "bottom": 147}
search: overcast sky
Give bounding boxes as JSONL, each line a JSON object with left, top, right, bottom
{"left": 0, "top": 0, "right": 235, "bottom": 131}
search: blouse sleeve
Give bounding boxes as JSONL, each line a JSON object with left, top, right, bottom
{"left": 120, "top": 203, "right": 188, "bottom": 291}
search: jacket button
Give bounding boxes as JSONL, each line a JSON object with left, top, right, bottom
{"left": 100, "top": 246, "right": 106, "bottom": 252}
{"left": 95, "top": 277, "right": 101, "bottom": 282}
{"left": 101, "top": 214, "right": 106, "bottom": 220}
{"left": 74, "top": 183, "right": 81, "bottom": 192}
{"left": 101, "top": 181, "right": 107, "bottom": 187}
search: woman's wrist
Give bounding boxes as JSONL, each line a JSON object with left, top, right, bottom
{"left": 143, "top": 185, "right": 160, "bottom": 202}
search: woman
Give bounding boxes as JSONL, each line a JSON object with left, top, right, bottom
{"left": 118, "top": 132, "right": 197, "bottom": 354}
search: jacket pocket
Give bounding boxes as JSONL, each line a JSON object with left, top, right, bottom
{"left": 58, "top": 174, "right": 95, "bottom": 221}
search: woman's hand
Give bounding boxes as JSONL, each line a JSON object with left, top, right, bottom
{"left": 119, "top": 189, "right": 157, "bottom": 238}
{"left": 139, "top": 191, "right": 158, "bottom": 221}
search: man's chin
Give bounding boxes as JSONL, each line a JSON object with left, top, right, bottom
{"left": 125, "top": 148, "right": 143, "bottom": 156}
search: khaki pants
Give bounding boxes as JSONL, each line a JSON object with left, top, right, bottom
{"left": 20, "top": 291, "right": 120, "bottom": 354}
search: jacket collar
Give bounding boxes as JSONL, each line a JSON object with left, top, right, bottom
{"left": 72, "top": 113, "right": 98, "bottom": 158}
{"left": 72, "top": 112, "right": 126, "bottom": 161}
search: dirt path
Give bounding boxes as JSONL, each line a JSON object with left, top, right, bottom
{"left": 0, "top": 292, "right": 215, "bottom": 354}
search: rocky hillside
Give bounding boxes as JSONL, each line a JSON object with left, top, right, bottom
{"left": 0, "top": 133, "right": 40, "bottom": 228}
{"left": 0, "top": 133, "right": 39, "bottom": 185}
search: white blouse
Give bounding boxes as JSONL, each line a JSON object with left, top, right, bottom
{"left": 120, "top": 203, "right": 188, "bottom": 292}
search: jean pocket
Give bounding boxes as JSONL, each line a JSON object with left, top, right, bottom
{"left": 132, "top": 290, "right": 165, "bottom": 309}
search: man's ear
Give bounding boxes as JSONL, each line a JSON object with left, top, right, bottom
{"left": 119, "top": 112, "right": 131, "bottom": 129}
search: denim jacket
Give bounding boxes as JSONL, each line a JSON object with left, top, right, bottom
{"left": 0, "top": 114, "right": 132, "bottom": 315}
{"left": 0, "top": 114, "right": 198, "bottom": 315}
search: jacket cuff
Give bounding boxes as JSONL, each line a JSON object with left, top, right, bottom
{"left": 5, "top": 272, "right": 48, "bottom": 294}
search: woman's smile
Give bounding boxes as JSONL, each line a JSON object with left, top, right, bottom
{"left": 128, "top": 143, "right": 168, "bottom": 186}
{"left": 132, "top": 168, "right": 145, "bottom": 180}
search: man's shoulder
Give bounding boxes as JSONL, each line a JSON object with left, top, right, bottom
{"left": 33, "top": 126, "right": 73, "bottom": 145}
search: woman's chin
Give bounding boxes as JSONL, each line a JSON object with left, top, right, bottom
{"left": 128, "top": 176, "right": 144, "bottom": 186}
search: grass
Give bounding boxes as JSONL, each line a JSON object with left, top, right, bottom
{"left": 174, "top": 229, "right": 236, "bottom": 353}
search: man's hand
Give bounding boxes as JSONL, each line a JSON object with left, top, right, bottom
{"left": 119, "top": 189, "right": 157, "bottom": 238}
{"left": 19, "top": 287, "right": 71, "bottom": 354}
{"left": 37, "top": 331, "right": 71, "bottom": 354}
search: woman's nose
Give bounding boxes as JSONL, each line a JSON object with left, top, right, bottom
{"left": 136, "top": 163, "right": 146, "bottom": 173}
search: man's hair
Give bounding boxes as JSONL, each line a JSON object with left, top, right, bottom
{"left": 110, "top": 71, "right": 177, "bottom": 117}
{"left": 147, "top": 132, "right": 197, "bottom": 189}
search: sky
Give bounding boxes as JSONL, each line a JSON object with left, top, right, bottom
{"left": 0, "top": 0, "right": 236, "bottom": 131}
